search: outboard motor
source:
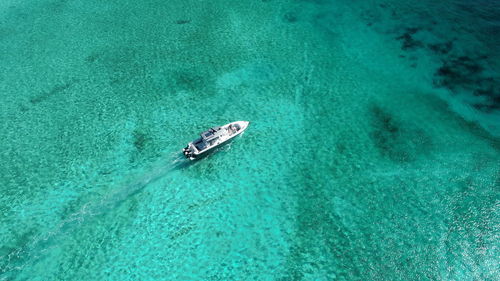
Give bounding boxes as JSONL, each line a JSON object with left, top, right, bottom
{"left": 183, "top": 146, "right": 193, "bottom": 158}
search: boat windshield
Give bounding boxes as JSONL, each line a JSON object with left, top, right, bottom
{"left": 201, "top": 127, "right": 222, "bottom": 141}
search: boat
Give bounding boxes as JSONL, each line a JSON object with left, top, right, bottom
{"left": 183, "top": 121, "right": 250, "bottom": 160}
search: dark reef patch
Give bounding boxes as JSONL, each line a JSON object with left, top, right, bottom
{"left": 427, "top": 41, "right": 454, "bottom": 55}
{"left": 19, "top": 104, "right": 29, "bottom": 112}
{"left": 85, "top": 53, "right": 100, "bottom": 63}
{"left": 169, "top": 226, "right": 193, "bottom": 240}
{"left": 130, "top": 126, "right": 163, "bottom": 164}
{"left": 395, "top": 27, "right": 424, "bottom": 50}
{"left": 369, "top": 4, "right": 500, "bottom": 117}
{"left": 175, "top": 19, "right": 191, "bottom": 25}
{"left": 369, "top": 104, "right": 432, "bottom": 162}
{"left": 171, "top": 70, "right": 206, "bottom": 91}
{"left": 433, "top": 54, "right": 500, "bottom": 113}
{"left": 30, "top": 80, "right": 77, "bottom": 104}
{"left": 472, "top": 86, "right": 500, "bottom": 112}
{"left": 132, "top": 130, "right": 150, "bottom": 152}
{"left": 434, "top": 55, "right": 484, "bottom": 90}
{"left": 283, "top": 12, "right": 298, "bottom": 23}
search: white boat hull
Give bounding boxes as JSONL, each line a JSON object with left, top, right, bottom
{"left": 183, "top": 121, "right": 249, "bottom": 160}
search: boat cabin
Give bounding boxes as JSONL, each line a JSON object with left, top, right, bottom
{"left": 193, "top": 127, "right": 224, "bottom": 151}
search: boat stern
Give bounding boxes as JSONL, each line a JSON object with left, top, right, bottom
{"left": 183, "top": 143, "right": 197, "bottom": 159}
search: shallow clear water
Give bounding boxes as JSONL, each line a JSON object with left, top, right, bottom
{"left": 0, "top": 0, "right": 499, "bottom": 280}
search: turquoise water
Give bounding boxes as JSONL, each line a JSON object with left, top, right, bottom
{"left": 1, "top": 0, "right": 499, "bottom": 280}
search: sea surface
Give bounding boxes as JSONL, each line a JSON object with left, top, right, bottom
{"left": 0, "top": 0, "right": 499, "bottom": 280}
